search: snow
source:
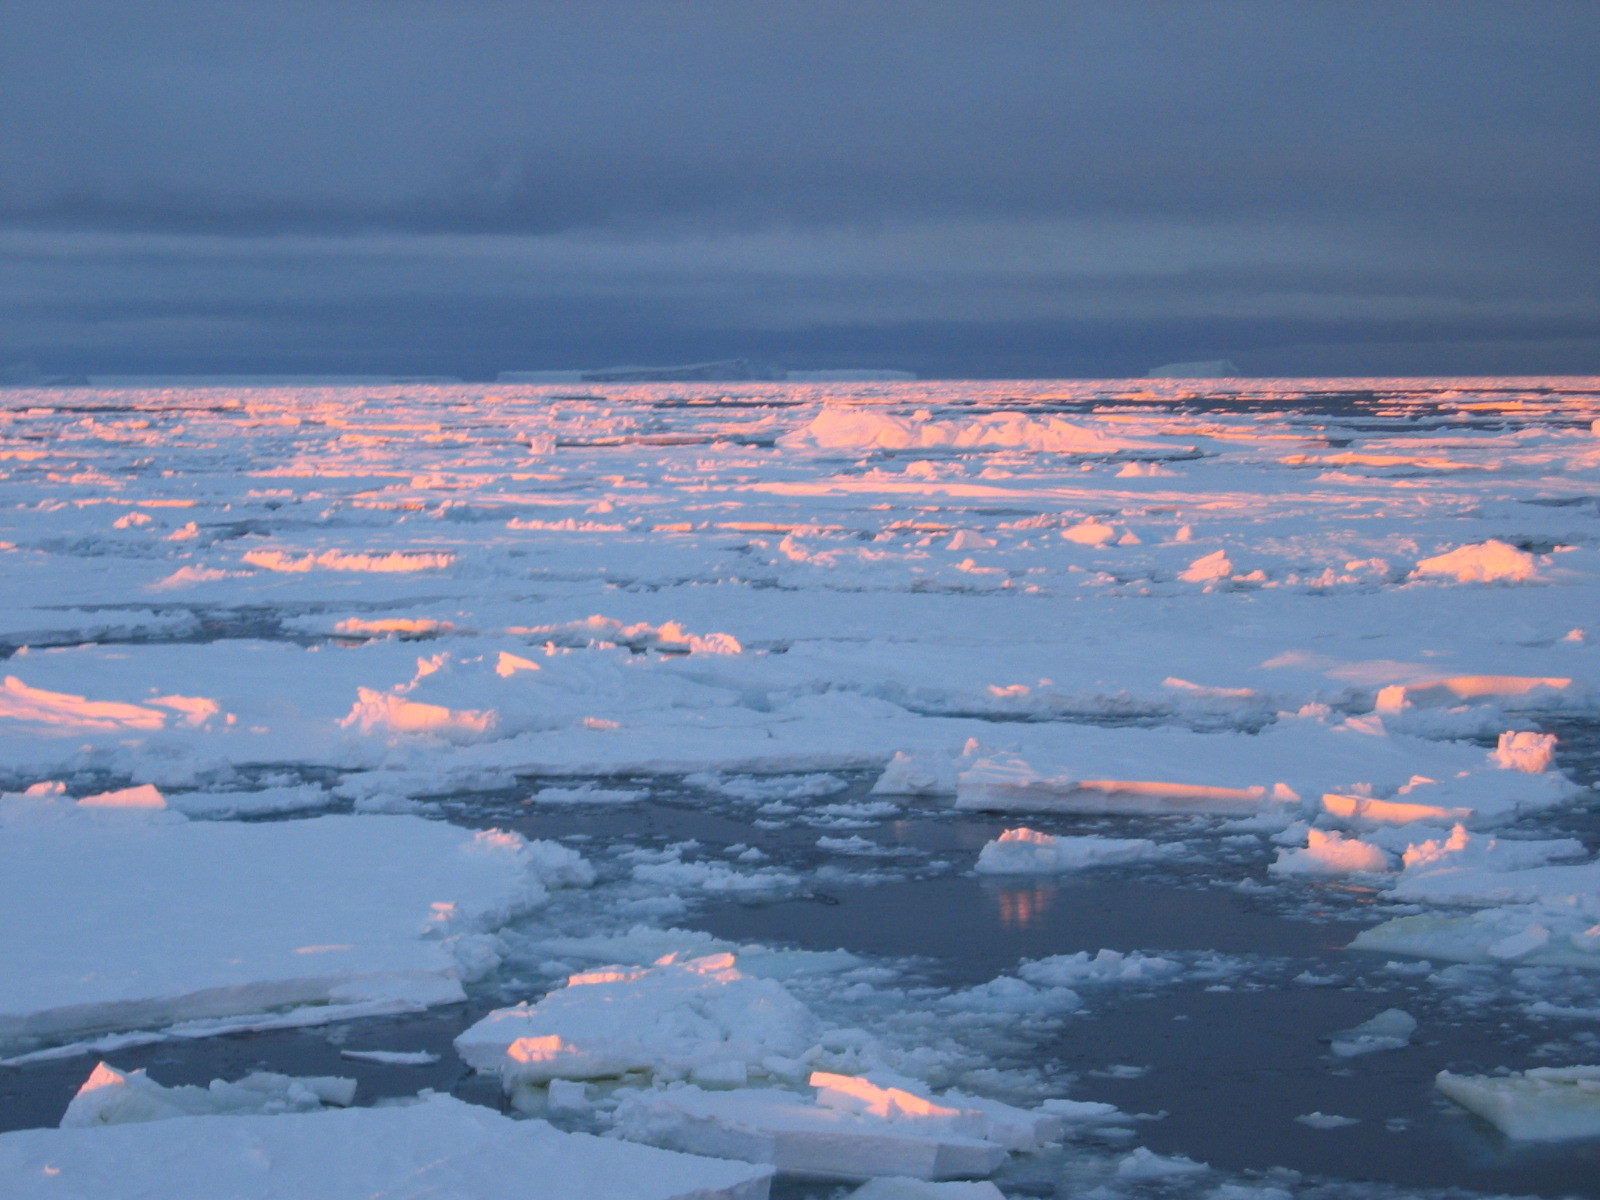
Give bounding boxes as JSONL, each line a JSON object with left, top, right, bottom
{"left": 0, "top": 795, "right": 586, "bottom": 1046}
{"left": 0, "top": 1091, "right": 775, "bottom": 1200}
{"left": 974, "top": 827, "right": 1175, "bottom": 874}
{"left": 1435, "top": 1065, "right": 1600, "bottom": 1140}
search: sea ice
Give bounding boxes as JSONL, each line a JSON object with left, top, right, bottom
{"left": 1436, "top": 1065, "right": 1600, "bottom": 1140}
{"left": 0, "top": 1091, "right": 774, "bottom": 1200}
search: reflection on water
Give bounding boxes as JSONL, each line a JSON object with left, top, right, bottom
{"left": 994, "top": 883, "right": 1056, "bottom": 929}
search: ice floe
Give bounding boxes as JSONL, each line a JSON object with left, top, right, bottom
{"left": 0, "top": 792, "right": 586, "bottom": 1047}
{"left": 1436, "top": 1065, "right": 1600, "bottom": 1140}
{"left": 0, "top": 1091, "right": 774, "bottom": 1200}
{"left": 454, "top": 952, "right": 821, "bottom": 1089}
{"left": 974, "top": 827, "right": 1176, "bottom": 874}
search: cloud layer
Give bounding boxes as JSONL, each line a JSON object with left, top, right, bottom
{"left": 3, "top": 0, "right": 1597, "bottom": 376}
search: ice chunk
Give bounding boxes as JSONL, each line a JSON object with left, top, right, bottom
{"left": 870, "top": 750, "right": 961, "bottom": 797}
{"left": 1060, "top": 519, "right": 1118, "bottom": 546}
{"left": 1326, "top": 1009, "right": 1416, "bottom": 1057}
{"left": 1269, "top": 829, "right": 1391, "bottom": 876}
{"left": 1494, "top": 730, "right": 1558, "bottom": 774}
{"left": 1179, "top": 550, "right": 1234, "bottom": 583}
{"left": 1350, "top": 903, "right": 1600, "bottom": 968}
{"left": 956, "top": 753, "right": 1286, "bottom": 816}
{"left": 341, "top": 686, "right": 496, "bottom": 740}
{"left": 454, "top": 953, "right": 820, "bottom": 1086}
{"left": 338, "top": 1048, "right": 440, "bottom": 1065}
{"left": 77, "top": 784, "right": 166, "bottom": 810}
{"left": 613, "top": 1083, "right": 1008, "bottom": 1181}
{"left": 1412, "top": 540, "right": 1538, "bottom": 583}
{"left": 1390, "top": 825, "right": 1589, "bottom": 904}
{"left": 1436, "top": 1066, "right": 1600, "bottom": 1140}
{"left": 548, "top": 1078, "right": 593, "bottom": 1112}
{"left": 1017, "top": 949, "right": 1185, "bottom": 988}
{"left": 1, "top": 1092, "right": 774, "bottom": 1200}
{"left": 1295, "top": 1112, "right": 1361, "bottom": 1128}
{"left": 59, "top": 1060, "right": 356, "bottom": 1126}
{"left": 974, "top": 827, "right": 1174, "bottom": 874}
{"left": 1115, "top": 1146, "right": 1208, "bottom": 1177}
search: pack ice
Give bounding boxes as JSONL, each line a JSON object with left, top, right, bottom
{"left": 0, "top": 789, "right": 588, "bottom": 1046}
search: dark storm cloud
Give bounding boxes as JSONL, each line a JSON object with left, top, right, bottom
{"left": 2, "top": 0, "right": 1597, "bottom": 376}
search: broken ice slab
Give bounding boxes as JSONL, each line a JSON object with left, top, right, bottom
{"left": 1436, "top": 1066, "right": 1600, "bottom": 1141}
{"left": 0, "top": 797, "right": 587, "bottom": 1046}
{"left": 454, "top": 952, "right": 820, "bottom": 1087}
{"left": 973, "top": 827, "right": 1175, "bottom": 874}
{"left": 613, "top": 1083, "right": 1008, "bottom": 1181}
{"left": 1350, "top": 903, "right": 1600, "bottom": 969}
{"left": 1269, "top": 829, "right": 1392, "bottom": 876}
{"left": 1325, "top": 1008, "right": 1416, "bottom": 1057}
{"left": 60, "top": 1060, "right": 357, "bottom": 1127}
{"left": 949, "top": 718, "right": 1579, "bottom": 821}
{"left": 0, "top": 1092, "right": 774, "bottom": 1200}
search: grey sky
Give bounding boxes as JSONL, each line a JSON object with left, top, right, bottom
{"left": 2, "top": 0, "right": 1596, "bottom": 377}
